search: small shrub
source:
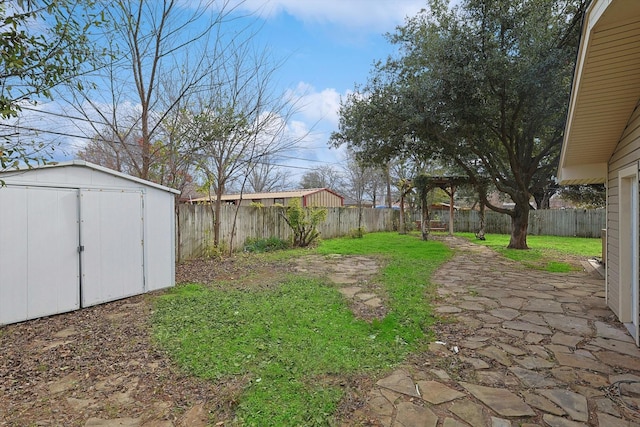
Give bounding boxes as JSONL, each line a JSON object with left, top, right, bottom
{"left": 243, "top": 237, "right": 290, "bottom": 253}
{"left": 204, "top": 243, "right": 227, "bottom": 259}
{"left": 280, "top": 199, "right": 327, "bottom": 247}
{"left": 249, "top": 202, "right": 264, "bottom": 208}
{"left": 349, "top": 226, "right": 366, "bottom": 239}
{"left": 202, "top": 231, "right": 228, "bottom": 258}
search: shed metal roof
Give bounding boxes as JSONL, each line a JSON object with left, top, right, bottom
{"left": 0, "top": 160, "right": 181, "bottom": 194}
{"left": 190, "top": 188, "right": 344, "bottom": 202}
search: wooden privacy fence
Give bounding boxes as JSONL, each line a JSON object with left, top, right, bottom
{"left": 176, "top": 204, "right": 396, "bottom": 261}
{"left": 176, "top": 205, "right": 606, "bottom": 261}
{"left": 451, "top": 209, "right": 605, "bottom": 238}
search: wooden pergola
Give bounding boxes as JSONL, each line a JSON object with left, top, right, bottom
{"left": 413, "top": 175, "right": 485, "bottom": 240}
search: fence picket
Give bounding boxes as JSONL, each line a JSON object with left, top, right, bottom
{"left": 176, "top": 205, "right": 606, "bottom": 261}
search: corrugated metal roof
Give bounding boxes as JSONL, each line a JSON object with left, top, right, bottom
{"left": 0, "top": 160, "right": 181, "bottom": 194}
{"left": 559, "top": 0, "right": 640, "bottom": 184}
{"left": 190, "top": 188, "right": 344, "bottom": 202}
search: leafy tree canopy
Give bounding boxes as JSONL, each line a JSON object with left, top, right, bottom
{"left": 299, "top": 165, "right": 343, "bottom": 191}
{"left": 332, "top": 0, "right": 587, "bottom": 248}
{"left": 558, "top": 184, "right": 606, "bottom": 209}
{"left": 1, "top": 0, "right": 103, "bottom": 168}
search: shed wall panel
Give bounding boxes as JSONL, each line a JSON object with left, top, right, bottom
{"left": 145, "top": 189, "right": 175, "bottom": 291}
{"left": 0, "top": 186, "right": 79, "bottom": 324}
{"left": 0, "top": 186, "right": 28, "bottom": 324}
{"left": 80, "top": 189, "right": 144, "bottom": 307}
{"left": 0, "top": 163, "right": 180, "bottom": 324}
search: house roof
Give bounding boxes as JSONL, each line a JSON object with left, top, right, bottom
{"left": 559, "top": 0, "right": 640, "bottom": 185}
{"left": 0, "top": 160, "right": 181, "bottom": 194}
{"left": 190, "top": 188, "right": 344, "bottom": 203}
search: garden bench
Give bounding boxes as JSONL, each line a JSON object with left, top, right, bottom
{"left": 415, "top": 220, "right": 446, "bottom": 231}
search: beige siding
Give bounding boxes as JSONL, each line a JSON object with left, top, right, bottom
{"left": 235, "top": 198, "right": 284, "bottom": 207}
{"left": 209, "top": 190, "right": 343, "bottom": 208}
{"left": 304, "top": 190, "right": 343, "bottom": 207}
{"left": 607, "top": 101, "right": 640, "bottom": 317}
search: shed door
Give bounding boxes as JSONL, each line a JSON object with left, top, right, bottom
{"left": 80, "top": 189, "right": 144, "bottom": 307}
{"left": 0, "top": 186, "right": 80, "bottom": 324}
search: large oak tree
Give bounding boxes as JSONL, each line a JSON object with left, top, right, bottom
{"left": 333, "top": 0, "right": 587, "bottom": 249}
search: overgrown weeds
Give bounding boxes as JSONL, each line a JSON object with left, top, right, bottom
{"left": 154, "top": 232, "right": 451, "bottom": 425}
{"left": 243, "top": 237, "right": 290, "bottom": 253}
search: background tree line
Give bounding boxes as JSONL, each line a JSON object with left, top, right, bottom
{"left": 1, "top": 0, "right": 603, "bottom": 251}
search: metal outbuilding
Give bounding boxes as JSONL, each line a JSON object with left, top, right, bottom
{"left": 0, "top": 160, "right": 180, "bottom": 325}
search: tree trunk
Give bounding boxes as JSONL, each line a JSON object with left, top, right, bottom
{"left": 399, "top": 192, "right": 406, "bottom": 234}
{"left": 175, "top": 199, "right": 181, "bottom": 262}
{"left": 386, "top": 165, "right": 392, "bottom": 208}
{"left": 213, "top": 183, "right": 223, "bottom": 247}
{"left": 508, "top": 202, "right": 530, "bottom": 249}
{"left": 476, "top": 200, "right": 486, "bottom": 240}
{"left": 421, "top": 202, "right": 430, "bottom": 241}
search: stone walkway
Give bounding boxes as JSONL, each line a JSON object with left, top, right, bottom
{"left": 294, "top": 254, "right": 387, "bottom": 320}
{"left": 367, "top": 236, "right": 640, "bottom": 427}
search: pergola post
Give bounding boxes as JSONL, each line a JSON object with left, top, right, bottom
{"left": 449, "top": 184, "right": 455, "bottom": 235}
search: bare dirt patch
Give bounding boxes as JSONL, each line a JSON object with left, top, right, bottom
{"left": 0, "top": 253, "right": 385, "bottom": 426}
{"left": 176, "top": 253, "right": 296, "bottom": 289}
{"left": 0, "top": 295, "right": 229, "bottom": 427}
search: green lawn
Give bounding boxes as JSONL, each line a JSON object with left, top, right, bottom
{"left": 153, "top": 232, "right": 451, "bottom": 426}
{"left": 455, "top": 232, "right": 602, "bottom": 272}
{"left": 153, "top": 231, "right": 600, "bottom": 424}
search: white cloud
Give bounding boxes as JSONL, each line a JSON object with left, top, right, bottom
{"left": 229, "top": 0, "right": 425, "bottom": 32}
{"left": 286, "top": 82, "right": 346, "bottom": 128}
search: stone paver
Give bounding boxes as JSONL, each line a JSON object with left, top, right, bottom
{"left": 595, "top": 321, "right": 635, "bottom": 343}
{"left": 596, "top": 413, "right": 631, "bottom": 427}
{"left": 551, "top": 332, "right": 583, "bottom": 347}
{"left": 449, "top": 400, "right": 487, "bottom": 427}
{"left": 542, "top": 414, "right": 588, "bottom": 427}
{"left": 503, "top": 320, "right": 553, "bottom": 335}
{"left": 394, "top": 402, "right": 438, "bottom": 427}
{"left": 521, "top": 391, "right": 565, "bottom": 416}
{"left": 524, "top": 299, "right": 564, "bottom": 313}
{"left": 461, "top": 382, "right": 536, "bottom": 417}
{"left": 478, "top": 345, "right": 513, "bottom": 366}
{"left": 376, "top": 370, "right": 420, "bottom": 397}
{"left": 417, "top": 380, "right": 465, "bottom": 404}
{"left": 365, "top": 236, "right": 640, "bottom": 426}
{"left": 539, "top": 389, "right": 588, "bottom": 422}
{"left": 508, "top": 367, "right": 557, "bottom": 388}
{"left": 590, "top": 337, "right": 640, "bottom": 357}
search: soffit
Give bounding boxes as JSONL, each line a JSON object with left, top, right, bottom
{"left": 560, "top": 0, "right": 640, "bottom": 183}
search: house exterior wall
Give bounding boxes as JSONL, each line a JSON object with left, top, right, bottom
{"left": 304, "top": 190, "right": 343, "bottom": 207}
{"left": 607, "top": 102, "right": 640, "bottom": 317}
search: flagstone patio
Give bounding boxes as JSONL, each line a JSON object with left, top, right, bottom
{"left": 365, "top": 236, "right": 640, "bottom": 426}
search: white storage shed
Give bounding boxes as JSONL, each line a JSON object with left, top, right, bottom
{"left": 0, "top": 160, "right": 180, "bottom": 325}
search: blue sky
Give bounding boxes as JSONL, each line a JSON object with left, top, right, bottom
{"left": 232, "top": 0, "right": 426, "bottom": 180}
{"left": 14, "top": 0, "right": 427, "bottom": 185}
